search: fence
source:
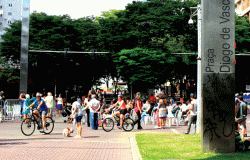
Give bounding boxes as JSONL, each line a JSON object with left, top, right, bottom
{"left": 4, "top": 99, "right": 22, "bottom": 122}
{"left": 0, "top": 100, "right": 4, "bottom": 122}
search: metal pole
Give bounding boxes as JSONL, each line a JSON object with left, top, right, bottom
{"left": 131, "top": 84, "right": 132, "bottom": 100}
{"left": 20, "top": 0, "right": 30, "bottom": 94}
{"left": 196, "top": 4, "right": 202, "bottom": 133}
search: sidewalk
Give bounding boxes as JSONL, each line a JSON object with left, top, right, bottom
{"left": 1, "top": 116, "right": 250, "bottom": 160}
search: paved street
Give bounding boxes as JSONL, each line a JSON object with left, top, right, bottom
{"left": 1, "top": 116, "right": 250, "bottom": 160}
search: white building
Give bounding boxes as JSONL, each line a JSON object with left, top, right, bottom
{"left": 0, "top": 0, "right": 22, "bottom": 42}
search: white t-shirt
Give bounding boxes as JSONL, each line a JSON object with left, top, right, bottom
{"left": 72, "top": 101, "right": 83, "bottom": 117}
{"left": 57, "top": 98, "right": 63, "bottom": 104}
{"left": 180, "top": 104, "right": 188, "bottom": 112}
{"left": 190, "top": 99, "right": 197, "bottom": 115}
{"left": 84, "top": 98, "right": 91, "bottom": 109}
{"left": 89, "top": 98, "right": 100, "bottom": 113}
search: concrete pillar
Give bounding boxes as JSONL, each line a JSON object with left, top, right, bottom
{"left": 201, "top": 0, "right": 235, "bottom": 153}
{"left": 20, "top": 0, "right": 30, "bottom": 94}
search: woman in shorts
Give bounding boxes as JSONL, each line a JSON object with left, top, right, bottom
{"left": 113, "top": 95, "right": 127, "bottom": 130}
{"left": 158, "top": 99, "right": 167, "bottom": 129}
{"left": 55, "top": 94, "right": 63, "bottom": 116}
{"left": 26, "top": 94, "right": 48, "bottom": 133}
{"left": 72, "top": 100, "right": 83, "bottom": 138}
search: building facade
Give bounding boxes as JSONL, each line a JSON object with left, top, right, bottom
{"left": 0, "top": 0, "right": 22, "bottom": 42}
{"left": 235, "top": 0, "right": 250, "bottom": 20}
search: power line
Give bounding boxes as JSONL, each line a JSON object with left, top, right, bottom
{"left": 29, "top": 50, "right": 109, "bottom": 54}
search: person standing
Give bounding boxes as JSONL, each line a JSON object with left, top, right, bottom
{"left": 19, "top": 93, "right": 25, "bottom": 118}
{"left": 89, "top": 94, "right": 100, "bottom": 130}
{"left": 77, "top": 96, "right": 81, "bottom": 103}
{"left": 83, "top": 94, "right": 91, "bottom": 127}
{"left": 23, "top": 94, "right": 31, "bottom": 123}
{"left": 0, "top": 91, "right": 5, "bottom": 101}
{"left": 45, "top": 92, "right": 54, "bottom": 120}
{"left": 158, "top": 99, "right": 167, "bottom": 129}
{"left": 133, "top": 92, "right": 143, "bottom": 130}
{"left": 183, "top": 96, "right": 197, "bottom": 134}
{"left": 55, "top": 94, "right": 63, "bottom": 117}
{"left": 72, "top": 100, "right": 83, "bottom": 138}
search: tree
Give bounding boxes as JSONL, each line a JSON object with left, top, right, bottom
{"left": 114, "top": 48, "right": 176, "bottom": 92}
{"left": 235, "top": 14, "right": 250, "bottom": 54}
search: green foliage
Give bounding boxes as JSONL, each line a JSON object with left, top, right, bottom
{"left": 114, "top": 48, "right": 174, "bottom": 91}
{"left": 235, "top": 13, "right": 250, "bottom": 54}
{"left": 136, "top": 133, "right": 250, "bottom": 160}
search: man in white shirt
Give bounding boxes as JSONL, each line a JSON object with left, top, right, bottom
{"left": 183, "top": 96, "right": 197, "bottom": 134}
{"left": 89, "top": 95, "right": 100, "bottom": 130}
{"left": 44, "top": 92, "right": 54, "bottom": 119}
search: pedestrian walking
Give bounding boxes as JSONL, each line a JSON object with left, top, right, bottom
{"left": 183, "top": 95, "right": 197, "bottom": 134}
{"left": 71, "top": 100, "right": 83, "bottom": 138}
{"left": 55, "top": 94, "right": 63, "bottom": 117}
{"left": 133, "top": 92, "right": 143, "bottom": 130}
{"left": 236, "top": 96, "right": 248, "bottom": 138}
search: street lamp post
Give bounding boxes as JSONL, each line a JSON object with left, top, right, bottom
{"left": 189, "top": 4, "right": 202, "bottom": 133}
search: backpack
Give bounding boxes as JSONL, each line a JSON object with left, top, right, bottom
{"left": 240, "top": 102, "right": 248, "bottom": 118}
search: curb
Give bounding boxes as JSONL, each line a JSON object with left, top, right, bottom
{"left": 130, "top": 134, "right": 142, "bottom": 160}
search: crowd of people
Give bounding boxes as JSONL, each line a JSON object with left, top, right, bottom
{"left": 16, "top": 90, "right": 200, "bottom": 135}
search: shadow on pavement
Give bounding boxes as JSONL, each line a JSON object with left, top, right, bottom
{"left": 84, "top": 136, "right": 100, "bottom": 138}
{"left": 0, "top": 137, "right": 64, "bottom": 141}
{"left": 0, "top": 142, "right": 28, "bottom": 145}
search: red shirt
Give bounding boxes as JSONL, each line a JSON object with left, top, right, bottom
{"left": 149, "top": 96, "right": 156, "bottom": 103}
{"left": 135, "top": 99, "right": 142, "bottom": 113}
{"left": 118, "top": 100, "right": 127, "bottom": 110}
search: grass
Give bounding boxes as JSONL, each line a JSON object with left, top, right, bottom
{"left": 135, "top": 133, "right": 250, "bottom": 160}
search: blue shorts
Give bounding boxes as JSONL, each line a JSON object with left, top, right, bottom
{"left": 41, "top": 110, "right": 48, "bottom": 116}
{"left": 57, "top": 104, "right": 63, "bottom": 110}
{"left": 22, "top": 109, "right": 30, "bottom": 115}
{"left": 75, "top": 116, "right": 82, "bottom": 123}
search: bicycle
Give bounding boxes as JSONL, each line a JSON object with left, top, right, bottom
{"left": 21, "top": 108, "right": 54, "bottom": 136}
{"left": 102, "top": 108, "right": 134, "bottom": 132}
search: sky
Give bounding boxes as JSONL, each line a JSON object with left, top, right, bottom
{"left": 30, "top": 0, "right": 145, "bottom": 19}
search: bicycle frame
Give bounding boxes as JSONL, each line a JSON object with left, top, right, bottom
{"left": 29, "top": 109, "right": 42, "bottom": 127}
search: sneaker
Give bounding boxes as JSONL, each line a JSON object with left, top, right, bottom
{"left": 183, "top": 132, "right": 189, "bottom": 134}
{"left": 154, "top": 126, "right": 158, "bottom": 128}
{"left": 39, "top": 129, "right": 45, "bottom": 133}
{"left": 117, "top": 126, "right": 123, "bottom": 130}
{"left": 157, "top": 126, "right": 161, "bottom": 129}
{"left": 138, "top": 127, "right": 143, "bottom": 130}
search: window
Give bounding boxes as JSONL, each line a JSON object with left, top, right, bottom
{"left": 9, "top": 4, "right": 12, "bottom": 7}
{"left": 8, "top": 12, "right": 12, "bottom": 15}
{"left": 0, "top": 6, "right": 2, "bottom": 9}
{"left": 8, "top": 21, "right": 11, "bottom": 24}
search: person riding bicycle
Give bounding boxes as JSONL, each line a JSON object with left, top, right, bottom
{"left": 113, "top": 95, "right": 127, "bottom": 130}
{"left": 26, "top": 93, "right": 48, "bottom": 133}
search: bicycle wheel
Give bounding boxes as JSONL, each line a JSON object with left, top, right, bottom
{"left": 123, "top": 118, "right": 134, "bottom": 132}
{"left": 44, "top": 117, "right": 54, "bottom": 134}
{"left": 102, "top": 118, "right": 114, "bottom": 132}
{"left": 21, "top": 118, "right": 35, "bottom": 136}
